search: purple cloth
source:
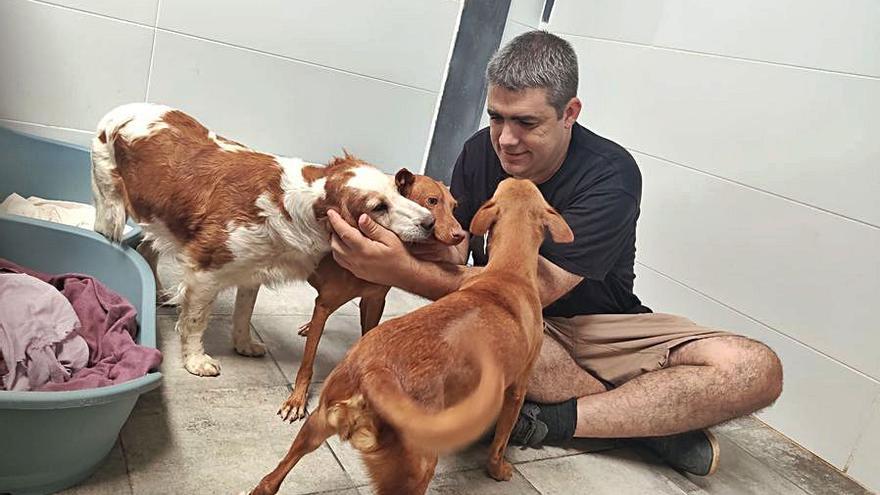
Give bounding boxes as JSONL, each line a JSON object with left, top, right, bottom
{"left": 0, "top": 258, "right": 162, "bottom": 391}
{"left": 0, "top": 273, "right": 89, "bottom": 391}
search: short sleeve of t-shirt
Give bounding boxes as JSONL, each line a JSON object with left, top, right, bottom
{"left": 539, "top": 185, "right": 639, "bottom": 281}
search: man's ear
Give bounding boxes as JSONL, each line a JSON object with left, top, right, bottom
{"left": 543, "top": 207, "right": 574, "bottom": 243}
{"left": 469, "top": 200, "right": 498, "bottom": 236}
{"left": 395, "top": 168, "right": 416, "bottom": 196}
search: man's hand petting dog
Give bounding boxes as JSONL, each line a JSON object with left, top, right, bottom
{"left": 327, "top": 209, "right": 416, "bottom": 287}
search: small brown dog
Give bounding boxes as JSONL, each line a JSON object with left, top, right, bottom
{"left": 277, "top": 169, "right": 466, "bottom": 421}
{"left": 248, "top": 178, "right": 573, "bottom": 495}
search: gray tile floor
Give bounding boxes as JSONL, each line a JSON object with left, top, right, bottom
{"left": 60, "top": 269, "right": 873, "bottom": 495}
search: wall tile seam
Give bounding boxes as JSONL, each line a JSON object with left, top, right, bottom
{"left": 629, "top": 147, "right": 880, "bottom": 230}
{"left": 843, "top": 391, "right": 880, "bottom": 472}
{"left": 636, "top": 261, "right": 880, "bottom": 384}
{"left": 20, "top": 0, "right": 445, "bottom": 94}
{"left": 25, "top": 0, "right": 156, "bottom": 29}
{"left": 551, "top": 31, "right": 880, "bottom": 80}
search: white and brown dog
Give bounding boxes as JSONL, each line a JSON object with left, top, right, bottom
{"left": 90, "top": 103, "right": 434, "bottom": 376}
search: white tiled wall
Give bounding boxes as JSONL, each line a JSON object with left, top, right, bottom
{"left": 0, "top": 0, "right": 461, "bottom": 171}
{"left": 548, "top": 1, "right": 880, "bottom": 490}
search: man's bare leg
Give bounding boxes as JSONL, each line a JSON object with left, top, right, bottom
{"left": 574, "top": 336, "right": 782, "bottom": 437}
{"left": 526, "top": 334, "right": 606, "bottom": 402}
{"left": 525, "top": 334, "right": 782, "bottom": 438}
{"left": 518, "top": 334, "right": 782, "bottom": 475}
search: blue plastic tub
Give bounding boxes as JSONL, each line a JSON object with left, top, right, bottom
{"left": 0, "top": 126, "right": 142, "bottom": 246}
{"left": 0, "top": 216, "right": 162, "bottom": 494}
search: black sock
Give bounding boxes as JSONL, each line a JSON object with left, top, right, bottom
{"left": 535, "top": 397, "right": 577, "bottom": 442}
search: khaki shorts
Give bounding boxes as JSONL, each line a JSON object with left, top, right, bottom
{"left": 543, "top": 313, "right": 731, "bottom": 386}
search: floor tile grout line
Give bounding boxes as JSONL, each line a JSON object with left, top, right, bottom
{"left": 117, "top": 436, "right": 136, "bottom": 495}
{"left": 512, "top": 464, "right": 544, "bottom": 494}
{"left": 250, "top": 322, "right": 294, "bottom": 392}
{"left": 712, "top": 433, "right": 815, "bottom": 495}
{"left": 720, "top": 425, "right": 872, "bottom": 493}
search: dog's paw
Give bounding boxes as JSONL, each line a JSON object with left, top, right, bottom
{"left": 487, "top": 459, "right": 513, "bottom": 481}
{"left": 297, "top": 322, "right": 310, "bottom": 337}
{"left": 277, "top": 394, "right": 308, "bottom": 422}
{"left": 184, "top": 353, "right": 221, "bottom": 376}
{"left": 234, "top": 339, "right": 267, "bottom": 357}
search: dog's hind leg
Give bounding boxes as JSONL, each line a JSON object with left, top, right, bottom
{"left": 249, "top": 406, "right": 335, "bottom": 495}
{"left": 361, "top": 433, "right": 438, "bottom": 495}
{"left": 486, "top": 381, "right": 528, "bottom": 481}
{"left": 136, "top": 239, "right": 168, "bottom": 304}
{"left": 177, "top": 269, "right": 222, "bottom": 376}
{"left": 232, "top": 285, "right": 267, "bottom": 357}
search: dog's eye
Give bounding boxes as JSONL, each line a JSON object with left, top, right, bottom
{"left": 427, "top": 197, "right": 439, "bottom": 206}
{"left": 372, "top": 202, "right": 388, "bottom": 212}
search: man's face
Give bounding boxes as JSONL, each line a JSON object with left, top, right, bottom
{"left": 487, "top": 85, "right": 580, "bottom": 183}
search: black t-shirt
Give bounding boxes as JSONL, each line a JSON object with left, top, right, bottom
{"left": 450, "top": 123, "right": 651, "bottom": 317}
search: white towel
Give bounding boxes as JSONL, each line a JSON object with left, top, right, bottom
{"left": 0, "top": 193, "right": 132, "bottom": 234}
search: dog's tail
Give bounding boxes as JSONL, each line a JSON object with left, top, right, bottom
{"left": 361, "top": 340, "right": 504, "bottom": 453}
{"left": 90, "top": 107, "right": 136, "bottom": 243}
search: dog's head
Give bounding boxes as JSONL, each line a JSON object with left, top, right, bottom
{"left": 469, "top": 178, "right": 573, "bottom": 245}
{"left": 316, "top": 153, "right": 434, "bottom": 242}
{"left": 394, "top": 168, "right": 466, "bottom": 246}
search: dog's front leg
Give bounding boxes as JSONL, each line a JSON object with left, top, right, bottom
{"left": 279, "top": 294, "right": 341, "bottom": 421}
{"left": 177, "top": 271, "right": 221, "bottom": 376}
{"left": 486, "top": 381, "right": 528, "bottom": 481}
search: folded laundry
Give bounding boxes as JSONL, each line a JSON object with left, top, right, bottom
{"left": 0, "top": 258, "right": 161, "bottom": 391}
{"left": 0, "top": 193, "right": 132, "bottom": 234}
{"left": 0, "top": 273, "right": 89, "bottom": 391}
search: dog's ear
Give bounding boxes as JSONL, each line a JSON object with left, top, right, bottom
{"left": 469, "top": 200, "right": 498, "bottom": 236}
{"left": 543, "top": 207, "right": 574, "bottom": 243}
{"left": 339, "top": 202, "right": 359, "bottom": 226}
{"left": 395, "top": 168, "right": 416, "bottom": 196}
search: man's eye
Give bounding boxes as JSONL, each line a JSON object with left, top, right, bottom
{"left": 489, "top": 115, "right": 502, "bottom": 122}
{"left": 373, "top": 202, "right": 388, "bottom": 212}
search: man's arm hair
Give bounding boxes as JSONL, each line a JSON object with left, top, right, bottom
{"left": 400, "top": 234, "right": 582, "bottom": 307}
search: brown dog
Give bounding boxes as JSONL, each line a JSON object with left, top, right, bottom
{"left": 277, "top": 169, "right": 466, "bottom": 421}
{"left": 248, "top": 178, "right": 573, "bottom": 495}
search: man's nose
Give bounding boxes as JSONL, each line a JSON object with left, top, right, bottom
{"left": 499, "top": 123, "right": 518, "bottom": 147}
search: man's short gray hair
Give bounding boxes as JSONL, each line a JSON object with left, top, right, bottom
{"left": 486, "top": 30, "right": 578, "bottom": 118}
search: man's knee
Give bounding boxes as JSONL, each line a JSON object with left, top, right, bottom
{"left": 676, "top": 336, "right": 783, "bottom": 408}
{"left": 736, "top": 338, "right": 783, "bottom": 407}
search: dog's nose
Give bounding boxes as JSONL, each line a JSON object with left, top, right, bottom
{"left": 421, "top": 218, "right": 435, "bottom": 231}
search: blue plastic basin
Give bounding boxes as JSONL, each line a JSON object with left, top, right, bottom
{"left": 0, "top": 216, "right": 161, "bottom": 495}
{"left": 0, "top": 126, "right": 142, "bottom": 246}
